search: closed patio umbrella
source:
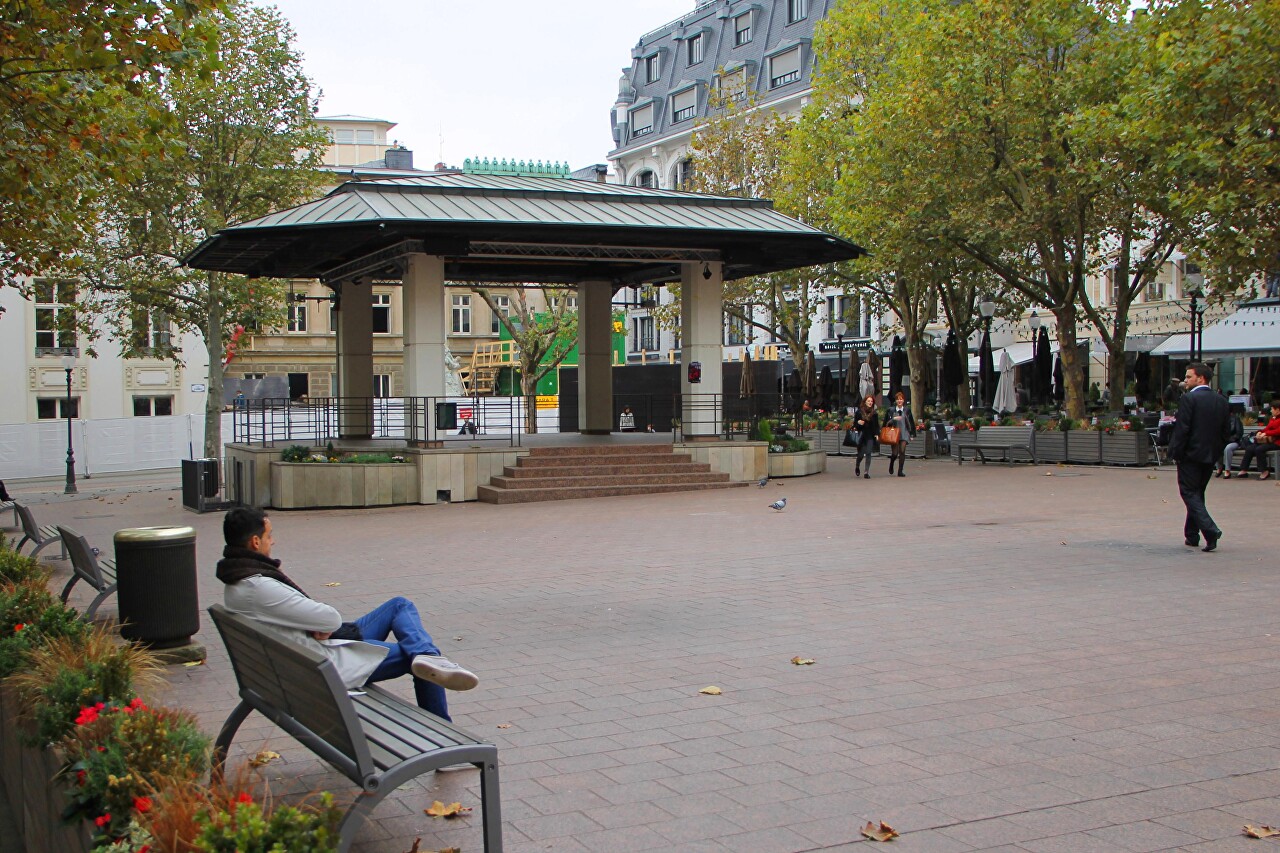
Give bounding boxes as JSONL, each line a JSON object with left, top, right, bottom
{"left": 818, "top": 365, "right": 834, "bottom": 409}
{"left": 1035, "top": 327, "right": 1053, "bottom": 406}
{"left": 942, "top": 331, "right": 962, "bottom": 404}
{"left": 739, "top": 350, "right": 755, "bottom": 399}
{"left": 858, "top": 362, "right": 876, "bottom": 401}
{"left": 802, "top": 350, "right": 818, "bottom": 401}
{"left": 888, "top": 335, "right": 905, "bottom": 399}
{"left": 978, "top": 330, "right": 996, "bottom": 409}
{"left": 1053, "top": 353, "right": 1065, "bottom": 405}
{"left": 993, "top": 349, "right": 1018, "bottom": 415}
{"left": 1134, "top": 350, "right": 1151, "bottom": 403}
{"left": 844, "top": 346, "right": 861, "bottom": 401}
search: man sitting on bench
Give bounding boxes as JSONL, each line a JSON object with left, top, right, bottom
{"left": 218, "top": 507, "right": 478, "bottom": 721}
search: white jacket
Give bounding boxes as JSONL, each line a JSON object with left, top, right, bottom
{"left": 223, "top": 575, "right": 387, "bottom": 689}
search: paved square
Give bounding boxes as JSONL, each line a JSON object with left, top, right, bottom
{"left": 12, "top": 456, "right": 1280, "bottom": 852}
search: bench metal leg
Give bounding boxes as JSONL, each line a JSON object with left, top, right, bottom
{"left": 337, "top": 790, "right": 391, "bottom": 853}
{"left": 59, "top": 575, "right": 80, "bottom": 605}
{"left": 31, "top": 538, "right": 66, "bottom": 560}
{"left": 83, "top": 584, "right": 117, "bottom": 622}
{"left": 212, "top": 700, "right": 254, "bottom": 780}
{"left": 15, "top": 534, "right": 31, "bottom": 553}
{"left": 480, "top": 758, "right": 504, "bottom": 853}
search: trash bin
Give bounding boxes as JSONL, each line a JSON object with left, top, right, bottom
{"left": 114, "top": 526, "right": 199, "bottom": 649}
{"left": 181, "top": 458, "right": 219, "bottom": 510}
{"left": 435, "top": 401, "right": 458, "bottom": 431}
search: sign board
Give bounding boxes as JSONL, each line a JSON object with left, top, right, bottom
{"left": 190, "top": 383, "right": 207, "bottom": 393}
{"left": 536, "top": 395, "right": 558, "bottom": 410}
{"left": 818, "top": 338, "right": 873, "bottom": 354}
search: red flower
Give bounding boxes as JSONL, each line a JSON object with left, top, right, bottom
{"left": 139, "top": 847, "right": 150, "bottom": 853}
{"left": 236, "top": 792, "right": 254, "bottom": 804}
{"left": 94, "top": 814, "right": 112, "bottom": 827}
{"left": 13, "top": 623, "right": 25, "bottom": 633}
{"left": 133, "top": 796, "right": 152, "bottom": 813}
{"left": 76, "top": 770, "right": 87, "bottom": 786}
{"left": 75, "top": 706, "right": 100, "bottom": 726}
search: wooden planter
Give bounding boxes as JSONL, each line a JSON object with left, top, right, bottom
{"left": 1066, "top": 431, "right": 1103, "bottom": 464}
{"left": 1101, "top": 431, "right": 1151, "bottom": 466}
{"left": 270, "top": 461, "right": 419, "bottom": 509}
{"left": 1034, "top": 432, "right": 1066, "bottom": 463}
{"left": 768, "top": 449, "right": 828, "bottom": 477}
{"left": 808, "top": 430, "right": 850, "bottom": 456}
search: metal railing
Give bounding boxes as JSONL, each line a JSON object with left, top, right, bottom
{"left": 231, "top": 396, "right": 544, "bottom": 447}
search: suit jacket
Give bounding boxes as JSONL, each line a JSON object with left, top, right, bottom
{"left": 1169, "top": 386, "right": 1231, "bottom": 466}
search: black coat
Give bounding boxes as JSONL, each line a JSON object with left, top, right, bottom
{"left": 1169, "top": 386, "right": 1231, "bottom": 466}
{"left": 853, "top": 409, "right": 880, "bottom": 443}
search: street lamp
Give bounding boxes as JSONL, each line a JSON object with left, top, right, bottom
{"left": 61, "top": 353, "right": 77, "bottom": 495}
{"left": 834, "top": 321, "right": 847, "bottom": 409}
{"left": 978, "top": 296, "right": 996, "bottom": 411}
{"left": 1187, "top": 287, "right": 1204, "bottom": 362}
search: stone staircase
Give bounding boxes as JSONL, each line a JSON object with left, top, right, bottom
{"left": 477, "top": 444, "right": 745, "bottom": 504}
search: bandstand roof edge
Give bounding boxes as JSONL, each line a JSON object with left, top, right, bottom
{"left": 184, "top": 173, "right": 863, "bottom": 285}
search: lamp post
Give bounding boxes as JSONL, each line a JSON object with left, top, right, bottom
{"left": 834, "top": 321, "right": 847, "bottom": 410}
{"left": 978, "top": 295, "right": 996, "bottom": 411}
{"left": 61, "top": 353, "right": 77, "bottom": 494}
{"left": 1187, "top": 288, "right": 1204, "bottom": 362}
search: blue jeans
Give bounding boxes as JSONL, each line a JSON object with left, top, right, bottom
{"left": 354, "top": 596, "right": 450, "bottom": 720}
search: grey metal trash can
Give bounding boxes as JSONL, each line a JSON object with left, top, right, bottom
{"left": 114, "top": 526, "right": 199, "bottom": 649}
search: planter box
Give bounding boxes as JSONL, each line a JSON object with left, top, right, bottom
{"left": 1066, "top": 431, "right": 1102, "bottom": 464}
{"left": 1034, "top": 432, "right": 1066, "bottom": 463}
{"left": 1101, "top": 431, "right": 1151, "bottom": 466}
{"left": 809, "top": 430, "right": 852, "bottom": 456}
{"left": 768, "top": 449, "right": 827, "bottom": 477}
{"left": 0, "top": 689, "right": 92, "bottom": 853}
{"left": 270, "top": 461, "right": 419, "bottom": 509}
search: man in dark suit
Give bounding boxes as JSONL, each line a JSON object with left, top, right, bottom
{"left": 1168, "top": 362, "right": 1232, "bottom": 552}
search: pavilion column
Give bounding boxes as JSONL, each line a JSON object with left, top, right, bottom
{"left": 577, "top": 281, "right": 614, "bottom": 434}
{"left": 335, "top": 278, "right": 374, "bottom": 439}
{"left": 402, "top": 253, "right": 447, "bottom": 444}
{"left": 681, "top": 261, "right": 724, "bottom": 438}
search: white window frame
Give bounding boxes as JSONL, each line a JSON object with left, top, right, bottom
{"left": 644, "top": 53, "right": 661, "bottom": 83}
{"left": 787, "top": 0, "right": 807, "bottom": 24}
{"left": 490, "top": 294, "right": 511, "bottom": 334}
{"left": 132, "top": 395, "right": 174, "bottom": 417}
{"left": 334, "top": 129, "right": 354, "bottom": 144}
{"left": 34, "top": 278, "right": 77, "bottom": 352}
{"left": 287, "top": 303, "right": 307, "bottom": 333}
{"left": 37, "top": 397, "right": 80, "bottom": 420}
{"left": 687, "top": 33, "right": 703, "bottom": 66}
{"left": 356, "top": 129, "right": 374, "bottom": 144}
{"left": 671, "top": 87, "right": 697, "bottom": 123}
{"left": 452, "top": 294, "right": 472, "bottom": 334}
{"left": 734, "top": 12, "right": 752, "bottom": 46}
{"left": 630, "top": 103, "right": 654, "bottom": 138}
{"left": 770, "top": 47, "right": 802, "bottom": 88}
{"left": 372, "top": 292, "right": 391, "bottom": 334}
{"left": 633, "top": 169, "right": 656, "bottom": 188}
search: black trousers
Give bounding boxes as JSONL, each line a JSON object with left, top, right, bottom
{"left": 1239, "top": 442, "right": 1279, "bottom": 473}
{"left": 1176, "top": 461, "right": 1219, "bottom": 541}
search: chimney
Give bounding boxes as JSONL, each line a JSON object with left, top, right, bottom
{"left": 384, "top": 145, "right": 413, "bottom": 170}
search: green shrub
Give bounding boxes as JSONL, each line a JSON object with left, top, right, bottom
{"left": 1058, "top": 417, "right": 1079, "bottom": 432}
{"left": 280, "top": 445, "right": 311, "bottom": 463}
{"left": 0, "top": 580, "right": 86, "bottom": 678}
{"left": 786, "top": 438, "right": 810, "bottom": 453}
{"left": 751, "top": 418, "right": 774, "bottom": 444}
{"left": 340, "top": 453, "right": 402, "bottom": 464}
{"left": 60, "top": 699, "right": 209, "bottom": 841}
{"left": 0, "top": 537, "right": 50, "bottom": 585}
{"left": 195, "top": 793, "right": 343, "bottom": 853}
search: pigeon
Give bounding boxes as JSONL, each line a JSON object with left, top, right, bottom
{"left": 768, "top": 498, "right": 787, "bottom": 511}
{"left": 757, "top": 476, "right": 769, "bottom": 487}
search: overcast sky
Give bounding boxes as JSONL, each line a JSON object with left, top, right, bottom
{"left": 256, "top": 0, "right": 695, "bottom": 171}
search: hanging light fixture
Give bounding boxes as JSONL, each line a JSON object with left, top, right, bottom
{"left": 702, "top": 262, "right": 712, "bottom": 280}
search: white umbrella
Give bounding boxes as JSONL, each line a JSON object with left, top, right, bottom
{"left": 858, "top": 362, "right": 875, "bottom": 402}
{"left": 993, "top": 350, "right": 1018, "bottom": 415}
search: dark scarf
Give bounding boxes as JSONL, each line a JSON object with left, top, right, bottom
{"left": 216, "top": 546, "right": 309, "bottom": 597}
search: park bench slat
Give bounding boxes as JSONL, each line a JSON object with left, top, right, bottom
{"left": 14, "top": 504, "right": 65, "bottom": 560}
{"left": 56, "top": 525, "right": 117, "bottom": 620}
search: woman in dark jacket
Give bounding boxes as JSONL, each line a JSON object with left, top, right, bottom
{"left": 886, "top": 391, "right": 917, "bottom": 477}
{"left": 1217, "top": 411, "right": 1244, "bottom": 477}
{"left": 853, "top": 394, "right": 880, "bottom": 479}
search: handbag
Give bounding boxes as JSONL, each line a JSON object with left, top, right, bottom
{"left": 842, "top": 429, "right": 856, "bottom": 447}
{"left": 879, "top": 425, "right": 901, "bottom": 445}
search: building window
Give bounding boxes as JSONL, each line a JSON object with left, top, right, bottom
{"left": 634, "top": 170, "right": 656, "bottom": 189}
{"left": 787, "top": 0, "right": 807, "bottom": 23}
{"left": 356, "top": 129, "right": 374, "bottom": 144}
{"left": 671, "top": 88, "right": 697, "bottom": 123}
{"left": 372, "top": 293, "right": 391, "bottom": 334}
{"left": 132, "top": 395, "right": 173, "bottom": 417}
{"left": 634, "top": 316, "right": 657, "bottom": 352}
{"left": 37, "top": 397, "right": 79, "bottom": 419}
{"left": 725, "top": 312, "right": 747, "bottom": 346}
{"left": 719, "top": 69, "right": 748, "bottom": 103}
{"left": 34, "top": 279, "right": 77, "bottom": 352}
{"left": 687, "top": 33, "right": 703, "bottom": 66}
{"left": 645, "top": 53, "right": 660, "bottom": 83}
{"left": 131, "top": 308, "right": 172, "bottom": 353}
{"left": 550, "top": 295, "right": 578, "bottom": 313}
{"left": 287, "top": 303, "right": 307, "bottom": 333}
{"left": 334, "top": 129, "right": 354, "bottom": 144}
{"left": 490, "top": 294, "right": 511, "bottom": 334}
{"left": 770, "top": 47, "right": 802, "bottom": 88}
{"left": 452, "top": 294, "right": 471, "bottom": 334}
{"left": 374, "top": 374, "right": 391, "bottom": 398}
{"left": 674, "top": 159, "right": 694, "bottom": 189}
{"left": 734, "top": 12, "right": 752, "bottom": 45}
{"left": 630, "top": 103, "right": 654, "bottom": 138}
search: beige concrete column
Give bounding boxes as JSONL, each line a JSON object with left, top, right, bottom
{"left": 681, "top": 261, "right": 724, "bottom": 438}
{"left": 336, "top": 278, "right": 374, "bottom": 438}
{"left": 402, "top": 253, "right": 447, "bottom": 444}
{"left": 577, "top": 281, "right": 614, "bottom": 434}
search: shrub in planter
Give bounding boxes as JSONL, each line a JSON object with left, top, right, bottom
{"left": 60, "top": 699, "right": 209, "bottom": 842}
{"left": 195, "top": 792, "right": 343, "bottom": 853}
{"left": 8, "top": 627, "right": 161, "bottom": 746}
{"left": 0, "top": 579, "right": 87, "bottom": 678}
{"left": 279, "top": 445, "right": 311, "bottom": 463}
{"left": 0, "top": 539, "right": 51, "bottom": 585}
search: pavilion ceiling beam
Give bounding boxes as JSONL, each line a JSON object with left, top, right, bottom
{"left": 319, "top": 240, "right": 425, "bottom": 284}
{"left": 463, "top": 241, "right": 722, "bottom": 264}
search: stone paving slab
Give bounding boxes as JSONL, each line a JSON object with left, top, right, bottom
{"left": 9, "top": 457, "right": 1280, "bottom": 852}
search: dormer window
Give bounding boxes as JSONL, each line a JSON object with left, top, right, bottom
{"left": 687, "top": 33, "right": 703, "bottom": 66}
{"left": 734, "top": 12, "right": 752, "bottom": 46}
{"left": 769, "top": 47, "right": 802, "bottom": 88}
{"left": 645, "top": 53, "right": 661, "bottom": 83}
{"left": 671, "top": 88, "right": 697, "bottom": 123}
{"left": 787, "top": 0, "right": 807, "bottom": 23}
{"left": 630, "top": 103, "right": 654, "bottom": 138}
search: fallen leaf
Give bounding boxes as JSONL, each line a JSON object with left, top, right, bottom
{"left": 323, "top": 582, "right": 341, "bottom": 587}
{"left": 861, "top": 820, "right": 899, "bottom": 842}
{"left": 497, "top": 723, "right": 512, "bottom": 729}
{"left": 1161, "top": 499, "right": 1168, "bottom": 503}
{"left": 453, "top": 636, "right": 463, "bottom": 641}
{"left": 249, "top": 750, "right": 281, "bottom": 767}
{"left": 699, "top": 686, "right": 722, "bottom": 695}
{"left": 1244, "top": 824, "right": 1280, "bottom": 838}
{"left": 424, "top": 800, "right": 471, "bottom": 818}
{"left": 1147, "top": 475, "right": 1158, "bottom": 479}
{"left": 1044, "top": 471, "right": 1054, "bottom": 477}
{"left": 790, "top": 656, "right": 816, "bottom": 666}
{"left": 404, "top": 839, "right": 421, "bottom": 853}
{"left": 1061, "top": 541, "right": 1068, "bottom": 545}
{"left": 182, "top": 659, "right": 205, "bottom": 667}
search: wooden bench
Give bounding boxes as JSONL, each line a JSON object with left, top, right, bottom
{"left": 952, "top": 425, "right": 1036, "bottom": 465}
{"left": 13, "top": 503, "right": 65, "bottom": 560}
{"left": 55, "top": 526, "right": 117, "bottom": 621}
{"left": 207, "top": 605, "right": 503, "bottom": 852}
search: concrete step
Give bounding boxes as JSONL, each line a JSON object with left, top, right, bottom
{"left": 523, "top": 444, "right": 674, "bottom": 457}
{"left": 514, "top": 452, "right": 691, "bottom": 469}
{"left": 478, "top": 480, "right": 745, "bottom": 504}
{"left": 489, "top": 471, "right": 731, "bottom": 490}
{"left": 503, "top": 461, "right": 712, "bottom": 478}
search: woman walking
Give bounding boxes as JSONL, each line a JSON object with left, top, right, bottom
{"left": 853, "top": 394, "right": 880, "bottom": 479}
{"left": 886, "top": 391, "right": 916, "bottom": 477}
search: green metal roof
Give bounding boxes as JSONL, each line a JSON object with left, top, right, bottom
{"left": 184, "top": 173, "right": 863, "bottom": 284}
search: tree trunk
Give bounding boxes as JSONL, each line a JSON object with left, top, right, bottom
{"left": 521, "top": 367, "right": 539, "bottom": 434}
{"left": 904, "top": 334, "right": 929, "bottom": 420}
{"left": 1053, "top": 304, "right": 1086, "bottom": 420}
{"left": 203, "top": 273, "right": 224, "bottom": 458}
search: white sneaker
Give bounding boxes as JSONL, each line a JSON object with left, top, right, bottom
{"left": 411, "top": 655, "right": 479, "bottom": 691}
